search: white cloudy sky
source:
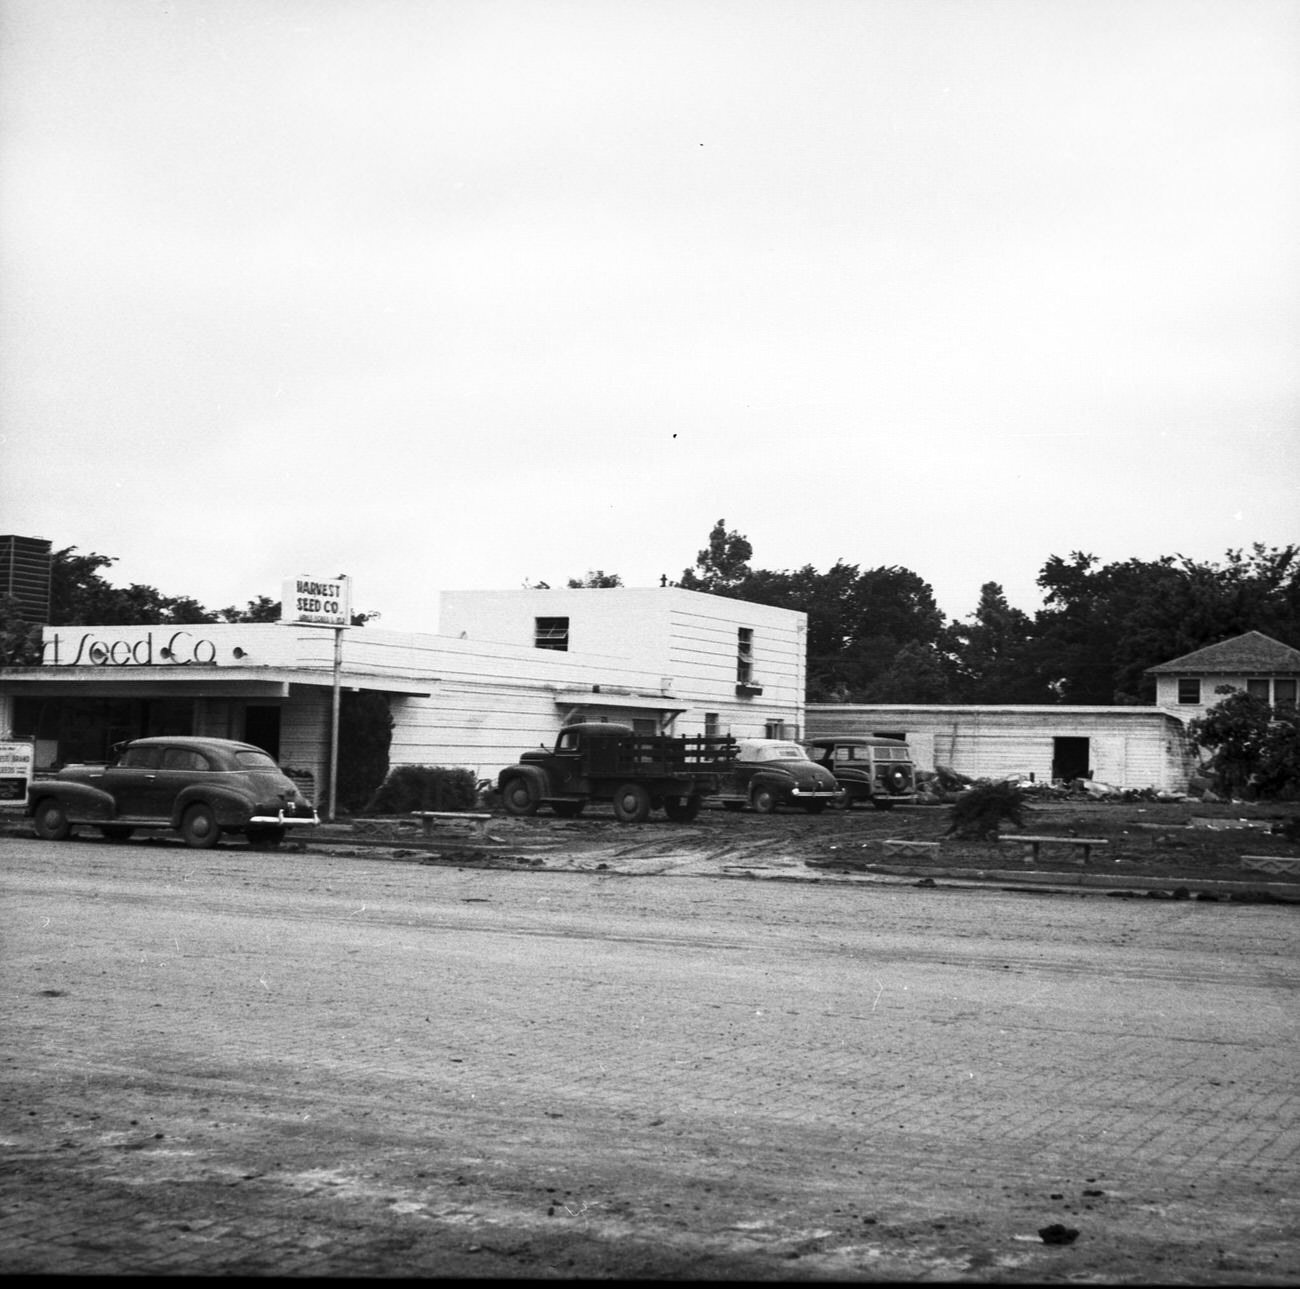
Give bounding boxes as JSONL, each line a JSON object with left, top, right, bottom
{"left": 1, "top": 0, "right": 1296, "bottom": 631}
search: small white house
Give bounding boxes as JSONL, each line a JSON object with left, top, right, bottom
{"left": 1146, "top": 630, "right": 1300, "bottom": 720}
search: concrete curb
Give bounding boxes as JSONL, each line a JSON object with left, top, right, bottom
{"left": 841, "top": 863, "right": 1300, "bottom": 901}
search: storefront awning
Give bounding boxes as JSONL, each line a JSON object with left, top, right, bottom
{"left": 0, "top": 665, "right": 432, "bottom": 697}
{"left": 552, "top": 688, "right": 687, "bottom": 719}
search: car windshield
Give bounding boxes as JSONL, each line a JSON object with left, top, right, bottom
{"left": 234, "top": 749, "right": 280, "bottom": 770}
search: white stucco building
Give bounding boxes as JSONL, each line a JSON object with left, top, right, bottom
{"left": 0, "top": 586, "right": 809, "bottom": 800}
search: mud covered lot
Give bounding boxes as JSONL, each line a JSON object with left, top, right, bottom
{"left": 342, "top": 796, "right": 1300, "bottom": 893}
{"left": 1, "top": 806, "right": 1298, "bottom": 1281}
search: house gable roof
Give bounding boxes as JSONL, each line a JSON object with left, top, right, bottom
{"left": 1146, "top": 630, "right": 1300, "bottom": 675}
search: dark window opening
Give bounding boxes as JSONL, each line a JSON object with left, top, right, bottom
{"left": 1176, "top": 678, "right": 1201, "bottom": 705}
{"left": 737, "top": 628, "right": 754, "bottom": 684}
{"left": 535, "top": 616, "right": 569, "bottom": 651}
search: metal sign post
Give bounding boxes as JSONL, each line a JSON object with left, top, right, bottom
{"left": 330, "top": 624, "right": 343, "bottom": 822}
{"left": 281, "top": 574, "right": 352, "bottom": 822}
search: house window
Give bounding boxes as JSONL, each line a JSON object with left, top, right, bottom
{"left": 704, "top": 712, "right": 720, "bottom": 738}
{"left": 1276, "top": 679, "right": 1298, "bottom": 708}
{"left": 1176, "top": 678, "right": 1200, "bottom": 705}
{"left": 535, "top": 616, "right": 569, "bottom": 651}
{"left": 1247, "top": 678, "right": 1270, "bottom": 702}
{"left": 737, "top": 628, "right": 754, "bottom": 684}
{"left": 764, "top": 719, "right": 787, "bottom": 739}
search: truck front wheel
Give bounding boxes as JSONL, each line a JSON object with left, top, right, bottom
{"left": 611, "top": 782, "right": 652, "bottom": 824}
{"left": 500, "top": 777, "right": 540, "bottom": 816}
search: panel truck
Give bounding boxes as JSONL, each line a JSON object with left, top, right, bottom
{"left": 497, "top": 722, "right": 737, "bottom": 823}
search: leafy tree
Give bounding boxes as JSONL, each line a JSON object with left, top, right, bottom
{"left": 1189, "top": 686, "right": 1300, "bottom": 800}
{"left": 48, "top": 547, "right": 218, "bottom": 626}
{"left": 336, "top": 690, "right": 394, "bottom": 812}
{"left": 218, "top": 595, "right": 282, "bottom": 622}
{"left": 566, "top": 570, "right": 623, "bottom": 587}
{"left": 945, "top": 582, "right": 1046, "bottom": 702}
{"left": 678, "top": 519, "right": 753, "bottom": 594}
{"left": 1035, "top": 545, "right": 1300, "bottom": 704}
{"left": 858, "top": 640, "right": 952, "bottom": 703}
{"left": 0, "top": 594, "right": 43, "bottom": 665}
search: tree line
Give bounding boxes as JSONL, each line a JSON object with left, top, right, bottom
{"left": 3, "top": 530, "right": 1299, "bottom": 708}
{"left": 673, "top": 520, "right": 1300, "bottom": 706}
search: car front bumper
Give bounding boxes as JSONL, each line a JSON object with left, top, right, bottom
{"left": 249, "top": 810, "right": 320, "bottom": 827}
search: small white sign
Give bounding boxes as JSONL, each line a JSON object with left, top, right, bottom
{"left": 283, "top": 575, "right": 352, "bottom": 627}
{"left": 0, "top": 739, "right": 35, "bottom": 809}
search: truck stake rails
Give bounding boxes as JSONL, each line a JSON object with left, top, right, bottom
{"left": 497, "top": 722, "right": 738, "bottom": 823}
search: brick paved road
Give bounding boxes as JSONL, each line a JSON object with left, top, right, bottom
{"left": 1, "top": 835, "right": 1297, "bottom": 1280}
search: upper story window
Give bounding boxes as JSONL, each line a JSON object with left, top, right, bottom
{"left": 1176, "top": 678, "right": 1201, "bottom": 704}
{"left": 535, "top": 617, "right": 569, "bottom": 651}
{"left": 737, "top": 628, "right": 754, "bottom": 684}
{"left": 1246, "top": 677, "right": 1298, "bottom": 707}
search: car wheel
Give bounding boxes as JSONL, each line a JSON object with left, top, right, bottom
{"left": 500, "top": 777, "right": 540, "bottom": 816}
{"left": 33, "top": 799, "right": 72, "bottom": 841}
{"left": 247, "top": 826, "right": 286, "bottom": 849}
{"left": 98, "top": 825, "right": 135, "bottom": 842}
{"left": 180, "top": 803, "right": 222, "bottom": 849}
{"left": 829, "top": 789, "right": 851, "bottom": 811}
{"left": 751, "top": 785, "right": 777, "bottom": 814}
{"left": 664, "top": 795, "right": 702, "bottom": 822}
{"left": 611, "top": 782, "right": 652, "bottom": 824}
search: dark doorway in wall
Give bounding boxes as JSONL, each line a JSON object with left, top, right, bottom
{"left": 243, "top": 705, "right": 281, "bottom": 760}
{"left": 1052, "top": 736, "right": 1090, "bottom": 782}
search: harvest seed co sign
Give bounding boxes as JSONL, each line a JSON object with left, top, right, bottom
{"left": 282, "top": 575, "right": 351, "bottom": 628}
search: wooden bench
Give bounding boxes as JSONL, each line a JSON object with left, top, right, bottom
{"left": 1240, "top": 855, "right": 1300, "bottom": 877}
{"left": 999, "top": 834, "right": 1109, "bottom": 865}
{"left": 411, "top": 811, "right": 493, "bottom": 841}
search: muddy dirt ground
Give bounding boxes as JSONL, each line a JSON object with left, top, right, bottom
{"left": 338, "top": 796, "right": 1300, "bottom": 891}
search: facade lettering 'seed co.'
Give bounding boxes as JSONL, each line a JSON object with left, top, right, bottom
{"left": 42, "top": 630, "right": 222, "bottom": 666}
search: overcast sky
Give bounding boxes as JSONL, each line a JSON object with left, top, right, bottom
{"left": 2, "top": 0, "right": 1296, "bottom": 632}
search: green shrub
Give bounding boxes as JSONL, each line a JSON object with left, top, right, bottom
{"left": 363, "top": 765, "right": 478, "bottom": 815}
{"left": 337, "top": 691, "right": 394, "bottom": 813}
{"left": 945, "top": 780, "right": 1028, "bottom": 840}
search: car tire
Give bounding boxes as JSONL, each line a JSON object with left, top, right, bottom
{"left": 33, "top": 799, "right": 72, "bottom": 841}
{"left": 611, "top": 782, "right": 652, "bottom": 824}
{"left": 180, "top": 803, "right": 222, "bottom": 849}
{"left": 829, "top": 789, "right": 851, "bottom": 811}
{"left": 751, "top": 785, "right": 777, "bottom": 814}
{"left": 247, "top": 826, "right": 286, "bottom": 849}
{"left": 98, "top": 825, "right": 135, "bottom": 842}
{"left": 500, "top": 777, "right": 540, "bottom": 816}
{"left": 664, "top": 795, "right": 702, "bottom": 822}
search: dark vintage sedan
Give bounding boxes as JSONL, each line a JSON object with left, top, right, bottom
{"left": 27, "top": 736, "right": 318, "bottom": 849}
{"left": 713, "top": 738, "right": 841, "bottom": 814}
